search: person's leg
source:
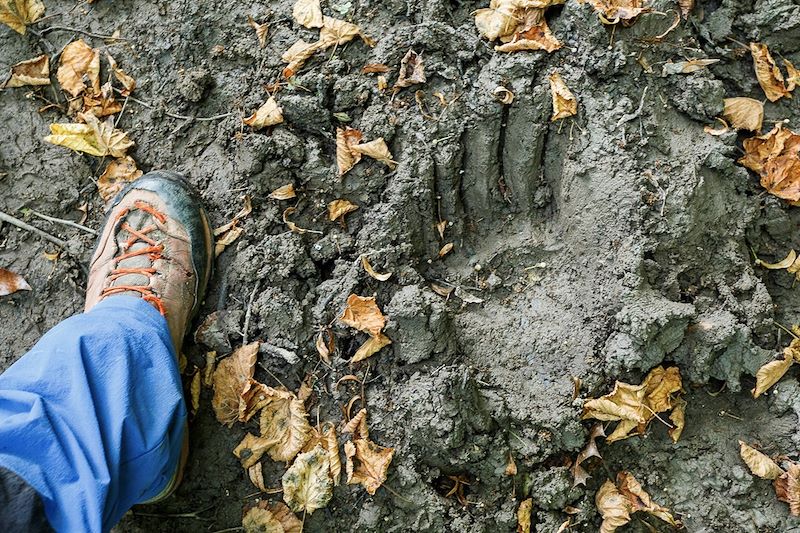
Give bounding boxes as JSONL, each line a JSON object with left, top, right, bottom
{"left": 0, "top": 296, "right": 183, "bottom": 532}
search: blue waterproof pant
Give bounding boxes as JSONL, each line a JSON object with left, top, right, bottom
{"left": 0, "top": 296, "right": 186, "bottom": 532}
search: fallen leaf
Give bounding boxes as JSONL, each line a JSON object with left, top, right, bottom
{"left": 678, "top": 0, "right": 694, "bottom": 18}
{"left": 616, "top": 472, "right": 680, "bottom": 528}
{"left": 493, "top": 86, "right": 515, "bottom": 104}
{"left": 282, "top": 444, "right": 333, "bottom": 514}
{"left": 204, "top": 351, "right": 217, "bottom": 386}
{"left": 97, "top": 156, "right": 143, "bottom": 201}
{"left": 324, "top": 424, "right": 342, "bottom": 485}
{"left": 0, "top": 0, "right": 45, "bottom": 34}
{"left": 336, "top": 126, "right": 363, "bottom": 176}
{"left": 739, "top": 124, "right": 800, "bottom": 201}
{"left": 362, "top": 63, "right": 390, "bottom": 74}
{"left": 395, "top": 49, "right": 426, "bottom": 88}
{"left": 211, "top": 342, "right": 259, "bottom": 426}
{"left": 268, "top": 184, "right": 296, "bottom": 200}
{"left": 81, "top": 81, "right": 122, "bottom": 118}
{"left": 703, "top": 118, "right": 729, "bottom": 136}
{"left": 474, "top": 2, "right": 517, "bottom": 42}
{"left": 786, "top": 59, "right": 800, "bottom": 92}
{"left": 571, "top": 424, "right": 605, "bottom": 487}
{"left": 495, "top": 17, "right": 562, "bottom": 53}
{"left": 432, "top": 284, "right": 454, "bottom": 297}
{"left": 775, "top": 463, "right": 800, "bottom": 516}
{"left": 57, "top": 39, "right": 100, "bottom": 98}
{"left": 246, "top": 382, "right": 312, "bottom": 461}
{"left": 282, "top": 206, "right": 320, "bottom": 235}
{"left": 234, "top": 432, "right": 278, "bottom": 469}
{"left": 320, "top": 16, "right": 371, "bottom": 47}
{"left": 581, "top": 0, "right": 645, "bottom": 23}
{"left": 361, "top": 256, "right": 392, "bottom": 281}
{"left": 454, "top": 286, "right": 484, "bottom": 304}
{"left": 739, "top": 440, "right": 784, "bottom": 479}
{"left": 345, "top": 438, "right": 394, "bottom": 495}
{"left": 668, "top": 396, "right": 686, "bottom": 443}
{"left": 751, "top": 42, "right": 791, "bottom": 102}
{"left": 106, "top": 53, "right": 135, "bottom": 95}
{"left": 339, "top": 294, "right": 386, "bottom": 336}
{"left": 247, "top": 15, "right": 269, "bottom": 48}
{"left": 352, "top": 332, "right": 391, "bottom": 363}
{"left": 438, "top": 242, "right": 454, "bottom": 257}
{"left": 517, "top": 498, "right": 533, "bottom": 533}
{"left": 377, "top": 75, "right": 388, "bottom": 91}
{"left": 596, "top": 480, "right": 632, "bottom": 533}
{"left": 660, "top": 58, "right": 719, "bottom": 76}
{"left": 1, "top": 54, "right": 49, "bottom": 88}
{"left": 582, "top": 382, "right": 647, "bottom": 424}
{"left": 44, "top": 115, "right": 134, "bottom": 158}
{"left": 641, "top": 365, "right": 682, "bottom": 413}
{"left": 0, "top": 268, "right": 31, "bottom": 296}
{"left": 214, "top": 196, "right": 253, "bottom": 255}
{"left": 293, "top": 0, "right": 323, "bottom": 28}
{"left": 281, "top": 39, "right": 324, "bottom": 78}
{"left": 548, "top": 72, "right": 577, "bottom": 121}
{"left": 351, "top": 138, "right": 397, "bottom": 169}
{"left": 315, "top": 328, "right": 334, "bottom": 364}
{"left": 327, "top": 199, "right": 359, "bottom": 222}
{"left": 505, "top": 453, "right": 518, "bottom": 476}
{"left": 721, "top": 97, "right": 763, "bottom": 132}
{"left": 244, "top": 96, "right": 284, "bottom": 129}
{"left": 247, "top": 463, "right": 269, "bottom": 493}
{"left": 242, "top": 501, "right": 303, "bottom": 533}
{"left": 190, "top": 371, "right": 201, "bottom": 414}
{"left": 752, "top": 352, "right": 794, "bottom": 398}
{"left": 343, "top": 408, "right": 369, "bottom": 439}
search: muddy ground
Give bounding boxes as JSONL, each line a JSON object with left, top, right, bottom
{"left": 2, "top": 0, "right": 800, "bottom": 531}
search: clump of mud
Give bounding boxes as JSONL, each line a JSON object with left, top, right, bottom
{"left": 2, "top": 0, "right": 800, "bottom": 531}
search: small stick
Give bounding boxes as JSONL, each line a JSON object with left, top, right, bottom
{"left": 28, "top": 210, "right": 97, "bottom": 235}
{"left": 114, "top": 90, "right": 233, "bottom": 121}
{"left": 0, "top": 210, "right": 70, "bottom": 250}
{"left": 40, "top": 25, "right": 127, "bottom": 41}
{"left": 242, "top": 280, "right": 261, "bottom": 344}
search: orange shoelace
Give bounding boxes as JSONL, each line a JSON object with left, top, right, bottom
{"left": 100, "top": 200, "right": 168, "bottom": 315}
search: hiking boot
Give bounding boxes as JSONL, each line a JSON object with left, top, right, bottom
{"left": 84, "top": 170, "right": 214, "bottom": 353}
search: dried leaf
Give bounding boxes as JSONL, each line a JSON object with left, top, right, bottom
{"left": 282, "top": 444, "right": 333, "bottom": 514}
{"left": 252, "top": 382, "right": 312, "bottom": 461}
{"left": 548, "top": 72, "right": 577, "bottom": 121}
{"left": 596, "top": 480, "right": 632, "bottom": 533}
{"left": 395, "top": 49, "right": 426, "bottom": 88}
{"left": 571, "top": 424, "right": 605, "bottom": 487}
{"left": 97, "top": 156, "right": 143, "bottom": 202}
{"left": 582, "top": 0, "right": 645, "bottom": 23}
{"left": 517, "top": 498, "right": 533, "bottom": 533}
{"left": 751, "top": 42, "right": 791, "bottom": 102}
{"left": 1, "top": 54, "right": 49, "bottom": 89}
{"left": 243, "top": 501, "right": 303, "bottom": 533}
{"left": 190, "top": 371, "right": 201, "bottom": 414}
{"left": 431, "top": 283, "right": 454, "bottom": 297}
{"left": 211, "top": 342, "right": 259, "bottom": 426}
{"left": 362, "top": 63, "right": 390, "bottom": 74}
{"left": 351, "top": 138, "right": 397, "bottom": 169}
{"left": 0, "top": 268, "right": 31, "bottom": 296}
{"left": 454, "top": 286, "right": 484, "bottom": 304}
{"left": 752, "top": 352, "right": 794, "bottom": 398}
{"left": 293, "top": 0, "right": 323, "bottom": 28}
{"left": 722, "top": 97, "right": 763, "bottom": 132}
{"left": 336, "top": 126, "right": 363, "bottom": 176}
{"left": 247, "top": 463, "right": 269, "bottom": 493}
{"left": 57, "top": 39, "right": 100, "bottom": 98}
{"left": 361, "top": 256, "right": 392, "bottom": 281}
{"left": 582, "top": 382, "right": 648, "bottom": 424}
{"left": 493, "top": 86, "right": 515, "bottom": 104}
{"left": 668, "top": 396, "right": 686, "bottom": 443}
{"left": 495, "top": 18, "right": 562, "bottom": 53}
{"left": 44, "top": 115, "right": 134, "bottom": 158}
{"left": 474, "top": 3, "right": 517, "bottom": 42}
{"left": 704, "top": 118, "right": 729, "bottom": 136}
{"left": 319, "top": 16, "right": 362, "bottom": 46}
{"left": 0, "top": 0, "right": 44, "bottom": 34}
{"left": 106, "top": 53, "right": 135, "bottom": 95}
{"left": 352, "top": 332, "right": 391, "bottom": 363}
{"left": 81, "top": 81, "right": 122, "bottom": 118}
{"left": 739, "top": 124, "right": 800, "bottom": 201}
{"left": 377, "top": 75, "right": 388, "bottom": 91}
{"left": 269, "top": 183, "right": 296, "bottom": 200}
{"left": 739, "top": 440, "right": 784, "bottom": 480}
{"left": 641, "top": 365, "right": 682, "bottom": 413}
{"left": 234, "top": 432, "right": 278, "bottom": 469}
{"left": 282, "top": 206, "right": 320, "bottom": 235}
{"left": 323, "top": 424, "right": 342, "bottom": 485}
{"left": 244, "top": 97, "right": 284, "bottom": 129}
{"left": 616, "top": 472, "right": 679, "bottom": 528}
{"left": 775, "top": 463, "right": 800, "bottom": 516}
{"left": 345, "top": 438, "right": 394, "bottom": 495}
{"left": 786, "top": 59, "right": 800, "bottom": 93}
{"left": 660, "top": 58, "right": 719, "bottom": 75}
{"left": 438, "top": 242, "right": 454, "bottom": 258}
{"left": 247, "top": 16, "right": 269, "bottom": 48}
{"left": 339, "top": 294, "right": 386, "bottom": 336}
{"left": 204, "top": 351, "right": 217, "bottom": 386}
{"left": 505, "top": 453, "right": 518, "bottom": 476}
{"left": 281, "top": 39, "right": 326, "bottom": 78}
{"left": 678, "top": 0, "right": 694, "bottom": 18}
{"left": 343, "top": 408, "right": 368, "bottom": 438}
{"left": 327, "top": 199, "right": 359, "bottom": 222}
{"left": 315, "top": 328, "right": 334, "bottom": 364}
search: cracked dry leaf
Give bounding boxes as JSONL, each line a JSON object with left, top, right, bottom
{"left": 352, "top": 332, "right": 391, "bottom": 363}
{"left": 641, "top": 365, "right": 682, "bottom": 413}
{"left": 339, "top": 294, "right": 386, "bottom": 336}
{"left": 775, "top": 463, "right": 800, "bottom": 516}
{"left": 336, "top": 126, "right": 363, "bottom": 176}
{"left": 292, "top": 0, "right": 323, "bottom": 29}
{"left": 257, "top": 384, "right": 313, "bottom": 462}
{"left": 327, "top": 199, "right": 359, "bottom": 222}
{"left": 247, "top": 16, "right": 269, "bottom": 48}
{"left": 97, "top": 156, "right": 143, "bottom": 202}
{"left": 474, "top": 1, "right": 518, "bottom": 42}
{"left": 751, "top": 43, "right": 791, "bottom": 102}
{"left": 82, "top": 82, "right": 122, "bottom": 118}
{"left": 517, "top": 498, "right": 532, "bottom": 533}
{"left": 242, "top": 501, "right": 303, "bottom": 533}
{"left": 0, "top": 0, "right": 44, "bottom": 34}
{"left": 2, "top": 54, "right": 49, "bottom": 88}
{"left": 752, "top": 352, "right": 794, "bottom": 398}
{"left": 106, "top": 53, "right": 135, "bottom": 95}
{"left": 495, "top": 17, "right": 562, "bottom": 53}
{"left": 582, "top": 382, "right": 648, "bottom": 424}
{"left": 44, "top": 115, "right": 134, "bottom": 158}
{"left": 395, "top": 49, "right": 426, "bottom": 88}
{"left": 244, "top": 97, "right": 284, "bottom": 129}
{"left": 361, "top": 256, "right": 392, "bottom": 281}
{"left": 268, "top": 183, "right": 296, "bottom": 200}
{"left": 362, "top": 63, "right": 390, "bottom": 74}
{"left": 617, "top": 472, "right": 679, "bottom": 528}
{"left": 548, "top": 72, "right": 577, "bottom": 121}
{"left": 596, "top": 480, "right": 632, "bottom": 533}
{"left": 345, "top": 439, "right": 394, "bottom": 495}
{"left": 352, "top": 138, "right": 397, "bottom": 169}
{"left": 0, "top": 268, "right": 31, "bottom": 296}
{"left": 722, "top": 97, "right": 763, "bottom": 132}
{"left": 57, "top": 39, "right": 100, "bottom": 98}
{"left": 234, "top": 432, "right": 277, "bottom": 469}
{"left": 668, "top": 396, "right": 686, "bottom": 443}
{"left": 739, "top": 124, "right": 800, "bottom": 201}
{"left": 571, "top": 424, "right": 605, "bottom": 487}
{"left": 786, "top": 59, "right": 800, "bottom": 92}
{"left": 321, "top": 424, "right": 342, "bottom": 484}
{"left": 739, "top": 440, "right": 784, "bottom": 480}
{"left": 211, "top": 342, "right": 259, "bottom": 426}
{"left": 282, "top": 445, "right": 333, "bottom": 514}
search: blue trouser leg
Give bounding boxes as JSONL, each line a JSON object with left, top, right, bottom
{"left": 0, "top": 296, "right": 186, "bottom": 533}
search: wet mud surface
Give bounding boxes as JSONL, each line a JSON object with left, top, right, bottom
{"left": 2, "top": 0, "right": 800, "bottom": 531}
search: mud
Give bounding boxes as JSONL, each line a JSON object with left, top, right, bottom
{"left": 2, "top": 0, "right": 800, "bottom": 531}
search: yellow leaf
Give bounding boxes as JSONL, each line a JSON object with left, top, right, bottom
{"left": 57, "top": 39, "right": 100, "bottom": 98}
{"left": 292, "top": 0, "right": 323, "bottom": 29}
{"left": 281, "top": 39, "right": 325, "bottom": 78}
{"left": 786, "top": 59, "right": 800, "bottom": 92}
{"left": 323, "top": 424, "right": 342, "bottom": 485}
{"left": 351, "top": 138, "right": 397, "bottom": 169}
{"left": 738, "top": 124, "right": 800, "bottom": 202}
{"left": 106, "top": 53, "right": 136, "bottom": 95}
{"left": 352, "top": 332, "right": 392, "bottom": 363}
{"left": 517, "top": 498, "right": 532, "bottom": 533}
{"left": 256, "top": 383, "right": 313, "bottom": 462}
{"left": 211, "top": 342, "right": 259, "bottom": 426}
{"left": 668, "top": 396, "right": 686, "bottom": 443}
{"left": 505, "top": 453, "right": 518, "bottom": 476}
{"left": 282, "top": 444, "right": 333, "bottom": 514}
{"left": 344, "top": 438, "right": 394, "bottom": 495}
{"left": 190, "top": 371, "right": 201, "bottom": 414}
{"left": 582, "top": 382, "right": 648, "bottom": 423}
{"left": 319, "top": 16, "right": 361, "bottom": 46}
{"left": 0, "top": 268, "right": 31, "bottom": 296}
{"left": 752, "top": 352, "right": 794, "bottom": 398}
{"left": 247, "top": 15, "right": 269, "bottom": 48}
{"left": 548, "top": 71, "right": 577, "bottom": 121}
{"left": 244, "top": 96, "right": 284, "bottom": 129}
{"left": 739, "top": 440, "right": 784, "bottom": 479}
{"left": 495, "top": 17, "right": 562, "bottom": 53}
{"left": 361, "top": 255, "right": 392, "bottom": 281}
{"left": 474, "top": 3, "right": 518, "bottom": 42}
{"left": 234, "top": 432, "right": 278, "bottom": 469}
{"left": 775, "top": 463, "right": 800, "bottom": 517}
{"left": 0, "top": 0, "right": 44, "bottom": 34}
{"left": 641, "top": 365, "right": 682, "bottom": 414}
{"left": 315, "top": 328, "right": 334, "bottom": 364}
{"left": 581, "top": 0, "right": 645, "bottom": 23}
{"left": 571, "top": 424, "right": 605, "bottom": 487}
{"left": 44, "top": 115, "right": 134, "bottom": 158}
{"left": 722, "top": 97, "right": 763, "bottom": 132}
{"left": 395, "top": 48, "right": 426, "bottom": 88}
{"left": 327, "top": 199, "right": 359, "bottom": 222}
{"left": 339, "top": 294, "right": 387, "bottom": 336}
{"left": 596, "top": 480, "right": 632, "bottom": 533}
{"left": 755, "top": 249, "right": 797, "bottom": 270}
{"left": 750, "top": 42, "right": 791, "bottom": 102}
{"left": 268, "top": 183, "right": 296, "bottom": 200}
{"left": 97, "top": 156, "right": 143, "bottom": 202}
{"left": 616, "top": 472, "right": 679, "bottom": 527}
{"left": 336, "top": 126, "right": 363, "bottom": 176}
{"left": 438, "top": 242, "right": 454, "bottom": 258}
{"left": 243, "top": 501, "right": 303, "bottom": 533}
{"left": 1, "top": 54, "right": 49, "bottom": 88}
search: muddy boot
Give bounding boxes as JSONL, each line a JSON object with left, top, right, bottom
{"left": 83, "top": 171, "right": 213, "bottom": 501}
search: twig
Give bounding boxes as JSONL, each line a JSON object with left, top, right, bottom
{"left": 40, "top": 25, "right": 126, "bottom": 41}
{"left": 28, "top": 210, "right": 97, "bottom": 235}
{"left": 0, "top": 210, "right": 70, "bottom": 250}
{"left": 114, "top": 90, "right": 233, "bottom": 121}
{"left": 208, "top": 528, "right": 243, "bottom": 533}
{"left": 242, "top": 280, "right": 261, "bottom": 344}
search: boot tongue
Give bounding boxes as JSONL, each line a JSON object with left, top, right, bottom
{"left": 110, "top": 210, "right": 160, "bottom": 290}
